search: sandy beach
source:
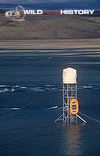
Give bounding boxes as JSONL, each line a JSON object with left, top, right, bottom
{"left": 0, "top": 39, "right": 100, "bottom": 50}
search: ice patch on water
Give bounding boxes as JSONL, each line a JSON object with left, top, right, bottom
{"left": 46, "top": 106, "right": 58, "bottom": 110}
{"left": 83, "top": 85, "right": 93, "bottom": 89}
{"left": 0, "top": 84, "right": 63, "bottom": 93}
{"left": 1, "top": 84, "right": 100, "bottom": 94}
{"left": 0, "top": 85, "right": 78, "bottom": 93}
{"left": 11, "top": 88, "right": 15, "bottom": 92}
{"left": 45, "top": 84, "right": 52, "bottom": 87}
{"left": 20, "top": 86, "right": 27, "bottom": 89}
{"left": 0, "top": 88, "right": 9, "bottom": 93}
{"left": 49, "top": 57, "right": 52, "bottom": 59}
{"left": 0, "top": 85, "right": 9, "bottom": 87}
{"left": 15, "top": 85, "right": 19, "bottom": 88}
{"left": 0, "top": 85, "right": 28, "bottom": 93}
{"left": 30, "top": 87, "right": 45, "bottom": 92}
{"left": 78, "top": 84, "right": 100, "bottom": 90}
{"left": 5, "top": 107, "right": 21, "bottom": 110}
{"left": 46, "top": 87, "right": 57, "bottom": 91}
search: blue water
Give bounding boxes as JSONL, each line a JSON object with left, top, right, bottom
{"left": 0, "top": 3, "right": 100, "bottom": 10}
{"left": 0, "top": 51, "right": 100, "bottom": 156}
{"left": 1, "top": 3, "right": 100, "bottom": 16}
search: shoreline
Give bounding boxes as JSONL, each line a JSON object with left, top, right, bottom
{"left": 0, "top": 39, "right": 100, "bottom": 56}
{"left": 0, "top": 39, "right": 100, "bottom": 50}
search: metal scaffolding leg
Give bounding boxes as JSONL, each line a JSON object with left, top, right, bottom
{"left": 63, "top": 84, "right": 78, "bottom": 125}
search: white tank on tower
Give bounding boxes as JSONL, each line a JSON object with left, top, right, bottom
{"left": 63, "top": 67, "right": 77, "bottom": 84}
{"left": 62, "top": 67, "right": 78, "bottom": 124}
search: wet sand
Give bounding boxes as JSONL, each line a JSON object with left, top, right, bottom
{"left": 0, "top": 39, "right": 100, "bottom": 57}
{"left": 0, "top": 39, "right": 100, "bottom": 50}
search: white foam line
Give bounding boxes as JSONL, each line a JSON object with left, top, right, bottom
{"left": 46, "top": 106, "right": 58, "bottom": 110}
{"left": 79, "top": 112, "right": 100, "bottom": 124}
